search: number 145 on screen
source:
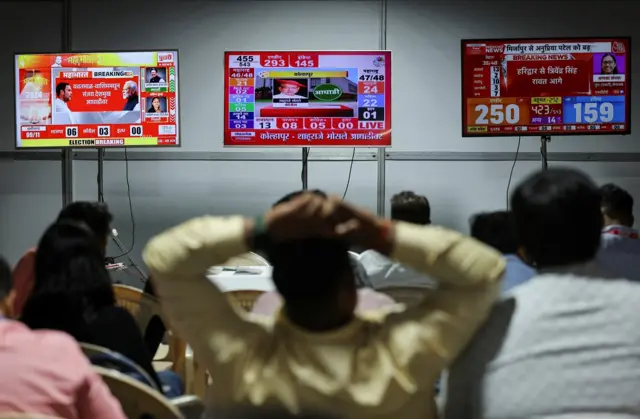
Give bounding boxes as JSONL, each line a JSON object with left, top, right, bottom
{"left": 562, "top": 97, "right": 625, "bottom": 124}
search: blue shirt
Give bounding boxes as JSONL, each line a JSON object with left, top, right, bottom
{"left": 502, "top": 254, "right": 535, "bottom": 293}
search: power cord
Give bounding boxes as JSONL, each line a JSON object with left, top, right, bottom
{"left": 301, "top": 148, "right": 309, "bottom": 189}
{"left": 506, "top": 136, "right": 521, "bottom": 210}
{"left": 341, "top": 148, "right": 356, "bottom": 200}
{"left": 114, "top": 148, "right": 135, "bottom": 258}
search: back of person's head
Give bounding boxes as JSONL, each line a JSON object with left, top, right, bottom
{"left": 600, "top": 183, "right": 634, "bottom": 226}
{"left": 390, "top": 191, "right": 430, "bottom": 224}
{"left": 470, "top": 211, "right": 518, "bottom": 255}
{"left": 0, "top": 256, "right": 14, "bottom": 316}
{"left": 20, "top": 220, "right": 115, "bottom": 340}
{"left": 511, "top": 168, "right": 602, "bottom": 269}
{"left": 57, "top": 201, "right": 112, "bottom": 250}
{"left": 268, "top": 190, "right": 354, "bottom": 327}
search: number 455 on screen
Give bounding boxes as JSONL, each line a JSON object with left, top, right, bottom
{"left": 563, "top": 97, "right": 625, "bottom": 124}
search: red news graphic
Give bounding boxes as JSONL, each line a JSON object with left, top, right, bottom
{"left": 15, "top": 51, "right": 180, "bottom": 148}
{"left": 57, "top": 70, "right": 137, "bottom": 112}
{"left": 461, "top": 37, "right": 631, "bottom": 137}
{"left": 224, "top": 50, "right": 392, "bottom": 147}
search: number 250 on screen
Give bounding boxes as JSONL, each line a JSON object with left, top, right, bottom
{"left": 470, "top": 103, "right": 525, "bottom": 125}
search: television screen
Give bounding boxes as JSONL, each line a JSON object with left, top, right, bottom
{"left": 461, "top": 38, "right": 630, "bottom": 137}
{"left": 223, "top": 51, "right": 391, "bottom": 147}
{"left": 15, "top": 50, "right": 179, "bottom": 148}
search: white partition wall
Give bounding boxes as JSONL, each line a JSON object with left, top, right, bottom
{"left": 1, "top": 0, "right": 640, "bottom": 277}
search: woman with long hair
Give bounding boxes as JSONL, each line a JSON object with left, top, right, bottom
{"left": 20, "top": 221, "right": 163, "bottom": 390}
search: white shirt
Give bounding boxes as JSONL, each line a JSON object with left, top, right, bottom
{"left": 54, "top": 97, "right": 75, "bottom": 124}
{"left": 597, "top": 224, "right": 640, "bottom": 281}
{"left": 273, "top": 93, "right": 306, "bottom": 99}
{"left": 358, "top": 250, "right": 437, "bottom": 289}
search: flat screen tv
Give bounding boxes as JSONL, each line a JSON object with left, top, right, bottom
{"left": 223, "top": 50, "right": 391, "bottom": 147}
{"left": 15, "top": 50, "right": 179, "bottom": 148}
{"left": 461, "top": 37, "right": 630, "bottom": 137}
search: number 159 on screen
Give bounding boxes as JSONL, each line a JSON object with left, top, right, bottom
{"left": 562, "top": 98, "right": 625, "bottom": 124}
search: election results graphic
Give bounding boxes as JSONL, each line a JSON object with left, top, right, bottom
{"left": 15, "top": 50, "right": 180, "bottom": 148}
{"left": 461, "top": 38, "right": 630, "bottom": 136}
{"left": 224, "top": 50, "right": 392, "bottom": 147}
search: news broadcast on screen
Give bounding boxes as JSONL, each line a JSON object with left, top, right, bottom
{"left": 14, "top": 50, "right": 179, "bottom": 148}
{"left": 224, "top": 50, "right": 391, "bottom": 147}
{"left": 461, "top": 37, "right": 630, "bottom": 137}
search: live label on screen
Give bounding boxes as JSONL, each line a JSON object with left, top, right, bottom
{"left": 461, "top": 38, "right": 630, "bottom": 136}
{"left": 224, "top": 51, "right": 392, "bottom": 147}
{"left": 15, "top": 50, "right": 180, "bottom": 148}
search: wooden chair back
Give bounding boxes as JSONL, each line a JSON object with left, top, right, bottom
{"left": 79, "top": 342, "right": 159, "bottom": 391}
{"left": 94, "top": 366, "right": 185, "bottom": 419}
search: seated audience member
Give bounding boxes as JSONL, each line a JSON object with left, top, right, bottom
{"left": 0, "top": 255, "right": 126, "bottom": 418}
{"left": 19, "top": 221, "right": 182, "bottom": 397}
{"left": 597, "top": 183, "right": 640, "bottom": 280}
{"left": 252, "top": 190, "right": 397, "bottom": 316}
{"left": 470, "top": 210, "right": 535, "bottom": 292}
{"left": 358, "top": 191, "right": 437, "bottom": 289}
{"left": 143, "top": 191, "right": 505, "bottom": 418}
{"left": 12, "top": 201, "right": 113, "bottom": 316}
{"left": 444, "top": 168, "right": 640, "bottom": 418}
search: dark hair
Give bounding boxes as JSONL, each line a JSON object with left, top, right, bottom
{"left": 601, "top": 53, "right": 619, "bottom": 74}
{"left": 600, "top": 183, "right": 634, "bottom": 223}
{"left": 511, "top": 168, "right": 602, "bottom": 268}
{"left": 20, "top": 221, "right": 115, "bottom": 340}
{"left": 0, "top": 256, "right": 11, "bottom": 301}
{"left": 390, "top": 191, "right": 430, "bottom": 224}
{"left": 470, "top": 211, "right": 518, "bottom": 254}
{"left": 56, "top": 82, "right": 69, "bottom": 97}
{"left": 57, "top": 201, "right": 112, "bottom": 244}
{"left": 268, "top": 190, "right": 352, "bottom": 305}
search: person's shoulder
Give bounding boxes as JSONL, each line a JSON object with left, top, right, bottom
{"left": 20, "top": 324, "right": 88, "bottom": 361}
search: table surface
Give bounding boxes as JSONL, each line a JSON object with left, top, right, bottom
{"left": 206, "top": 266, "right": 274, "bottom": 292}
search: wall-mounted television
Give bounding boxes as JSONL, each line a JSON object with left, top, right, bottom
{"left": 15, "top": 50, "right": 179, "bottom": 148}
{"left": 223, "top": 50, "right": 391, "bottom": 147}
{"left": 461, "top": 37, "right": 630, "bottom": 137}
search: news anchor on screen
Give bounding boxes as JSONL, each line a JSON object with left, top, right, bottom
{"left": 123, "top": 81, "right": 140, "bottom": 111}
{"left": 273, "top": 79, "right": 306, "bottom": 99}
{"left": 147, "top": 97, "right": 163, "bottom": 113}
{"left": 54, "top": 82, "right": 76, "bottom": 124}
{"left": 601, "top": 54, "right": 619, "bottom": 74}
{"left": 148, "top": 69, "right": 165, "bottom": 83}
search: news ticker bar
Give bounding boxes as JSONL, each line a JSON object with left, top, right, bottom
{"left": 20, "top": 137, "right": 170, "bottom": 147}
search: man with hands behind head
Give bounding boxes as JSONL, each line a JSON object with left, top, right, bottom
{"left": 143, "top": 193, "right": 505, "bottom": 419}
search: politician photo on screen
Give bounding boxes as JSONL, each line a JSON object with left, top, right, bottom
{"left": 146, "top": 68, "right": 166, "bottom": 83}
{"left": 122, "top": 81, "right": 140, "bottom": 111}
{"left": 51, "top": 55, "right": 62, "bottom": 67}
{"left": 53, "top": 82, "right": 76, "bottom": 124}
{"left": 273, "top": 79, "right": 308, "bottom": 99}
{"left": 595, "top": 53, "right": 623, "bottom": 75}
{"left": 146, "top": 96, "right": 167, "bottom": 113}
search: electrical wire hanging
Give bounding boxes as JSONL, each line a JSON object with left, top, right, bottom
{"left": 342, "top": 148, "right": 356, "bottom": 200}
{"left": 114, "top": 148, "right": 135, "bottom": 258}
{"left": 506, "top": 136, "right": 521, "bottom": 210}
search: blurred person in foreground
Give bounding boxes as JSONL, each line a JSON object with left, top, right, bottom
{"left": 597, "top": 183, "right": 640, "bottom": 281}
{"left": 143, "top": 192, "right": 505, "bottom": 418}
{"left": 444, "top": 168, "right": 640, "bottom": 418}
{"left": 252, "top": 190, "right": 397, "bottom": 316}
{"left": 12, "top": 201, "right": 113, "bottom": 317}
{"left": 0, "top": 255, "right": 126, "bottom": 418}
{"left": 358, "top": 191, "right": 437, "bottom": 289}
{"left": 20, "top": 221, "right": 183, "bottom": 398}
{"left": 470, "top": 210, "right": 535, "bottom": 293}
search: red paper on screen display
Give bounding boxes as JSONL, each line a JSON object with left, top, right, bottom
{"left": 506, "top": 60, "right": 591, "bottom": 97}
{"left": 59, "top": 77, "right": 135, "bottom": 112}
